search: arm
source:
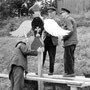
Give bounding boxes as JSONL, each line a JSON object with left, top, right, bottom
{"left": 19, "top": 44, "right": 38, "bottom": 56}
{"left": 62, "top": 19, "right": 73, "bottom": 41}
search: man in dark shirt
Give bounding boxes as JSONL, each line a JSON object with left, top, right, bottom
{"left": 43, "top": 7, "right": 58, "bottom": 75}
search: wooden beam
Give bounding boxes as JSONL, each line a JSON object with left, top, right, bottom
{"left": 25, "top": 75, "right": 83, "bottom": 86}
{"left": 70, "top": 86, "right": 78, "bottom": 90}
{"left": 1, "top": 72, "right": 90, "bottom": 83}
{"left": 37, "top": 49, "right": 44, "bottom": 90}
{"left": 0, "top": 73, "right": 8, "bottom": 78}
{"left": 1, "top": 73, "right": 90, "bottom": 88}
{"left": 27, "top": 73, "right": 90, "bottom": 83}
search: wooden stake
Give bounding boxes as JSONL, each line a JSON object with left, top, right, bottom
{"left": 38, "top": 49, "right": 44, "bottom": 90}
{"left": 70, "top": 86, "right": 77, "bottom": 90}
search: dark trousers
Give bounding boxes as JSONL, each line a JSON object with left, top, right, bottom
{"left": 64, "top": 44, "right": 76, "bottom": 74}
{"left": 43, "top": 45, "right": 56, "bottom": 73}
{"left": 9, "top": 65, "right": 24, "bottom": 90}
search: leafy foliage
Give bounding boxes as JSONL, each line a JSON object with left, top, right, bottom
{"left": 0, "top": 0, "right": 37, "bottom": 19}
{"left": 0, "top": 1, "right": 11, "bottom": 19}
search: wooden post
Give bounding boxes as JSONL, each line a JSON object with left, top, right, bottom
{"left": 38, "top": 48, "right": 44, "bottom": 90}
{"left": 70, "top": 86, "right": 78, "bottom": 90}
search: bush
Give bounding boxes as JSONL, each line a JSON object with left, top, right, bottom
{"left": 0, "top": 2, "right": 11, "bottom": 19}
{"left": 0, "top": 0, "right": 24, "bottom": 19}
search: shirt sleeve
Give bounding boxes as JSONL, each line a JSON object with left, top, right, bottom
{"left": 19, "top": 44, "right": 38, "bottom": 56}
{"left": 63, "top": 18, "right": 73, "bottom": 40}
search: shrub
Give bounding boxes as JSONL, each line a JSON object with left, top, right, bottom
{"left": 0, "top": 2, "right": 11, "bottom": 19}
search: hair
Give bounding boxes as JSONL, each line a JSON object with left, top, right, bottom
{"left": 41, "top": 7, "right": 48, "bottom": 16}
{"left": 31, "top": 17, "right": 44, "bottom": 37}
{"left": 15, "top": 41, "right": 26, "bottom": 47}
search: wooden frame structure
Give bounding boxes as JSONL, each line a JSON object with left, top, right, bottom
{"left": 1, "top": 73, "right": 90, "bottom": 90}
{"left": 0, "top": 51, "right": 90, "bottom": 90}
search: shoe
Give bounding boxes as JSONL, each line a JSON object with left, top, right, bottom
{"left": 63, "top": 73, "right": 68, "bottom": 76}
{"left": 83, "top": 72, "right": 90, "bottom": 78}
{"left": 48, "top": 72, "right": 53, "bottom": 75}
{"left": 36, "top": 72, "right": 38, "bottom": 75}
{"left": 63, "top": 73, "right": 75, "bottom": 77}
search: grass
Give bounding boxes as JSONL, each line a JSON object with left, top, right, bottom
{"left": 0, "top": 15, "right": 90, "bottom": 90}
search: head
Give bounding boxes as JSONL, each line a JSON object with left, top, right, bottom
{"left": 60, "top": 8, "right": 70, "bottom": 18}
{"left": 47, "top": 7, "right": 56, "bottom": 18}
{"left": 41, "top": 7, "right": 48, "bottom": 19}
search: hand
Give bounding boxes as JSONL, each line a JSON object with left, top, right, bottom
{"left": 24, "top": 71, "right": 28, "bottom": 77}
{"left": 60, "top": 36, "right": 63, "bottom": 40}
{"left": 37, "top": 47, "right": 44, "bottom": 53}
{"left": 58, "top": 36, "right": 63, "bottom": 41}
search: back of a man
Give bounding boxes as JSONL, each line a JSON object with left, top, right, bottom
{"left": 8, "top": 41, "right": 42, "bottom": 90}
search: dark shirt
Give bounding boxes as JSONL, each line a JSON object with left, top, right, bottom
{"left": 44, "top": 15, "right": 59, "bottom": 46}
{"left": 44, "top": 35, "right": 53, "bottom": 46}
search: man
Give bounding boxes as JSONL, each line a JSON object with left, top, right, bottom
{"left": 8, "top": 40, "right": 43, "bottom": 90}
{"left": 43, "top": 6, "right": 59, "bottom": 75}
{"left": 60, "top": 8, "right": 78, "bottom": 77}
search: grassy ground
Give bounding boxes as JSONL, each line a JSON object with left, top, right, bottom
{"left": 0, "top": 15, "right": 90, "bottom": 90}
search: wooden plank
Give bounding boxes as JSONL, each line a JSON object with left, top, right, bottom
{"left": 0, "top": 72, "right": 89, "bottom": 82}
{"left": 80, "top": 82, "right": 90, "bottom": 87}
{"left": 38, "top": 50, "right": 43, "bottom": 77}
{"left": 1, "top": 73, "right": 90, "bottom": 88}
{"left": 43, "top": 74, "right": 74, "bottom": 80}
{"left": 0, "top": 73, "right": 8, "bottom": 78}
{"left": 42, "top": 74, "right": 90, "bottom": 83}
{"left": 70, "top": 86, "right": 78, "bottom": 90}
{"left": 31, "top": 36, "right": 44, "bottom": 90}
{"left": 25, "top": 75, "right": 83, "bottom": 86}
{"left": 1, "top": 73, "right": 90, "bottom": 87}
{"left": 1, "top": 72, "right": 90, "bottom": 83}
{"left": 26, "top": 73, "right": 90, "bottom": 87}
{"left": 0, "top": 73, "right": 83, "bottom": 86}
{"left": 37, "top": 49, "right": 44, "bottom": 90}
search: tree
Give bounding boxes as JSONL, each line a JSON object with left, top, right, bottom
{"left": 52, "top": 0, "right": 57, "bottom": 8}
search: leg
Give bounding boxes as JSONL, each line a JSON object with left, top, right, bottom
{"left": 13, "top": 66, "right": 24, "bottom": 90}
{"left": 48, "top": 46, "right": 56, "bottom": 74}
{"left": 64, "top": 45, "right": 76, "bottom": 75}
{"left": 9, "top": 69, "right": 14, "bottom": 90}
{"left": 43, "top": 46, "right": 47, "bottom": 67}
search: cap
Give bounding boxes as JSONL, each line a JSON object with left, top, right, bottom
{"left": 61, "top": 8, "right": 70, "bottom": 13}
{"left": 47, "top": 6, "right": 56, "bottom": 11}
